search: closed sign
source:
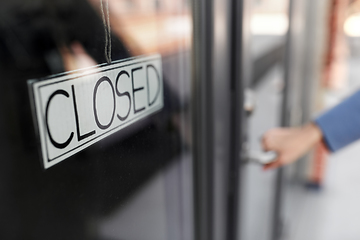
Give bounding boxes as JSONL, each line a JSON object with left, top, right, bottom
{"left": 29, "top": 54, "right": 163, "bottom": 169}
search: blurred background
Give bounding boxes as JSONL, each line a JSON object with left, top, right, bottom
{"left": 244, "top": 0, "right": 360, "bottom": 239}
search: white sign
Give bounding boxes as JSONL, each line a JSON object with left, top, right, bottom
{"left": 29, "top": 54, "right": 163, "bottom": 169}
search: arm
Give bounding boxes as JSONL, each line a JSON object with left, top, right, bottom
{"left": 262, "top": 123, "right": 322, "bottom": 170}
{"left": 262, "top": 90, "right": 360, "bottom": 170}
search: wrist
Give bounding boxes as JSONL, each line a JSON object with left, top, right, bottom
{"left": 304, "top": 122, "right": 322, "bottom": 146}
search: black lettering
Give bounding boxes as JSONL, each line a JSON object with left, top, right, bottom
{"left": 93, "top": 77, "right": 116, "bottom": 130}
{"left": 71, "top": 85, "right": 96, "bottom": 141}
{"left": 131, "top": 67, "right": 146, "bottom": 114}
{"left": 115, "top": 70, "right": 131, "bottom": 121}
{"left": 146, "top": 64, "right": 161, "bottom": 106}
{"left": 45, "top": 89, "right": 74, "bottom": 149}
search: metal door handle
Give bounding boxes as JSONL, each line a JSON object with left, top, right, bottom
{"left": 245, "top": 151, "right": 278, "bottom": 165}
{"left": 243, "top": 88, "right": 277, "bottom": 165}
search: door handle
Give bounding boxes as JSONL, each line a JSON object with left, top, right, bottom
{"left": 244, "top": 151, "right": 278, "bottom": 165}
{"left": 243, "top": 88, "right": 277, "bottom": 165}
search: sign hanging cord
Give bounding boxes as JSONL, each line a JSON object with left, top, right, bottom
{"left": 100, "top": 0, "right": 112, "bottom": 64}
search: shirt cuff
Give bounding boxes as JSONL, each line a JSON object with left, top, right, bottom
{"left": 315, "top": 90, "right": 360, "bottom": 152}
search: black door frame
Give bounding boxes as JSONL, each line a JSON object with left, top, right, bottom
{"left": 191, "top": 0, "right": 248, "bottom": 239}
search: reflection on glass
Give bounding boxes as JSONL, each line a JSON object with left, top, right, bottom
{"left": 88, "top": 0, "right": 192, "bottom": 56}
{"left": 250, "top": 0, "right": 289, "bottom": 58}
{"left": 251, "top": 13, "right": 288, "bottom": 35}
{"left": 0, "top": 0, "right": 193, "bottom": 239}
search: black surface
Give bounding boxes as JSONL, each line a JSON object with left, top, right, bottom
{"left": 0, "top": 0, "right": 188, "bottom": 239}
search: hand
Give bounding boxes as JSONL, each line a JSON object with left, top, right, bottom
{"left": 262, "top": 123, "right": 323, "bottom": 170}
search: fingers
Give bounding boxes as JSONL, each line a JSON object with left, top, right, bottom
{"left": 261, "top": 128, "right": 287, "bottom": 152}
{"left": 261, "top": 132, "right": 280, "bottom": 170}
{"left": 261, "top": 135, "right": 269, "bottom": 151}
{"left": 261, "top": 130, "right": 277, "bottom": 152}
{"left": 263, "top": 158, "right": 282, "bottom": 170}
{"left": 261, "top": 128, "right": 291, "bottom": 170}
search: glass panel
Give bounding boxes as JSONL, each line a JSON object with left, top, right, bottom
{"left": 241, "top": 0, "right": 289, "bottom": 240}
{"left": 0, "top": 0, "right": 193, "bottom": 239}
{"left": 250, "top": 0, "right": 288, "bottom": 58}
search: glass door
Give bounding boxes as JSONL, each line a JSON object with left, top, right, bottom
{"left": 0, "top": 0, "right": 193, "bottom": 239}
{"left": 239, "top": 0, "right": 290, "bottom": 239}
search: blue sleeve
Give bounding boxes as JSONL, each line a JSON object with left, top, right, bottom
{"left": 315, "top": 90, "right": 360, "bottom": 152}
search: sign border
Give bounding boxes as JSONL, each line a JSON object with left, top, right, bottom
{"left": 28, "top": 54, "right": 163, "bottom": 169}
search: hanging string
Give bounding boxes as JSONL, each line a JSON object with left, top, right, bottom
{"left": 105, "top": 0, "right": 111, "bottom": 63}
{"left": 100, "top": 0, "right": 112, "bottom": 64}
